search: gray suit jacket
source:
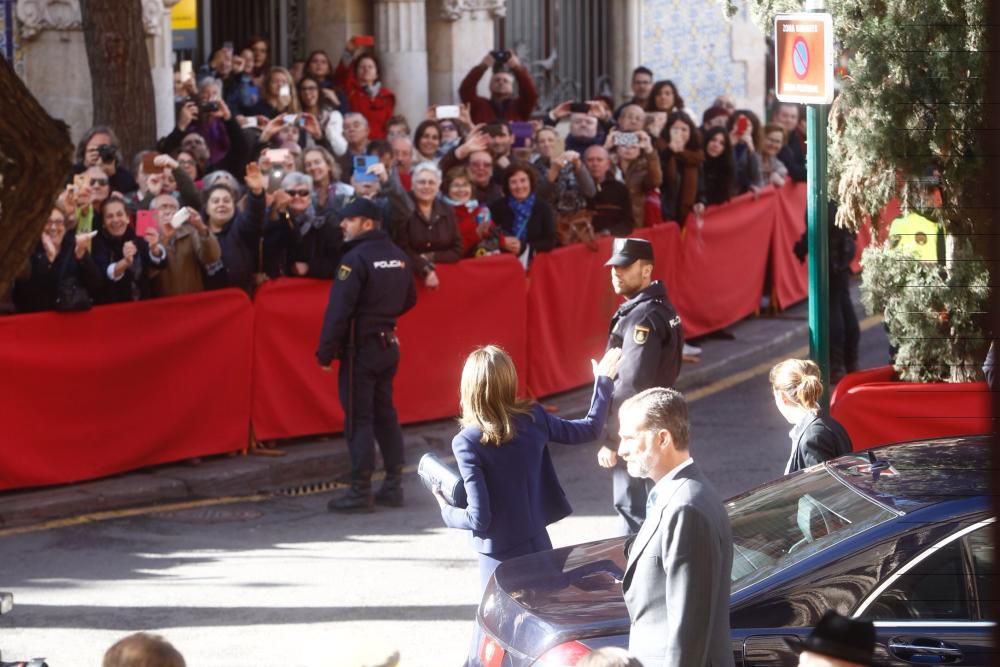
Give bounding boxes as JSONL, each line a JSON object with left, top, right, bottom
{"left": 622, "top": 462, "right": 735, "bottom": 667}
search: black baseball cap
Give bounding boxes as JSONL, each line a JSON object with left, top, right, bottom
{"left": 785, "top": 611, "right": 876, "bottom": 666}
{"left": 605, "top": 238, "right": 654, "bottom": 267}
{"left": 339, "top": 197, "right": 383, "bottom": 224}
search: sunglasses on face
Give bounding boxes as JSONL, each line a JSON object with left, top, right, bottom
{"left": 285, "top": 189, "right": 311, "bottom": 198}
{"left": 91, "top": 178, "right": 109, "bottom": 186}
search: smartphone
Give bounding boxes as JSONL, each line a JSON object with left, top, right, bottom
{"left": 297, "top": 116, "right": 307, "bottom": 128}
{"left": 436, "top": 105, "right": 460, "bottom": 120}
{"left": 76, "top": 230, "right": 97, "bottom": 242}
{"left": 169, "top": 207, "right": 191, "bottom": 229}
{"left": 242, "top": 116, "right": 259, "bottom": 129}
{"left": 614, "top": 132, "right": 638, "bottom": 147}
{"left": 279, "top": 84, "right": 291, "bottom": 99}
{"left": 510, "top": 121, "right": 533, "bottom": 149}
{"left": 569, "top": 101, "right": 591, "bottom": 113}
{"left": 282, "top": 113, "right": 297, "bottom": 125}
{"left": 264, "top": 148, "right": 290, "bottom": 165}
{"left": 735, "top": 115, "right": 749, "bottom": 135}
{"left": 353, "top": 155, "right": 380, "bottom": 183}
{"left": 142, "top": 153, "right": 163, "bottom": 175}
{"left": 136, "top": 210, "right": 160, "bottom": 237}
{"left": 354, "top": 35, "right": 375, "bottom": 47}
{"left": 267, "top": 170, "right": 284, "bottom": 194}
{"left": 179, "top": 60, "right": 193, "bottom": 82}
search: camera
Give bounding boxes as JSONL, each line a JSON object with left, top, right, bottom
{"left": 569, "top": 101, "right": 591, "bottom": 114}
{"left": 96, "top": 144, "right": 116, "bottom": 164}
{"left": 614, "top": 132, "right": 639, "bottom": 147}
{"left": 199, "top": 101, "right": 219, "bottom": 114}
{"left": 491, "top": 49, "right": 510, "bottom": 64}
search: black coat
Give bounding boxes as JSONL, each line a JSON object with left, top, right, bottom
{"left": 588, "top": 176, "right": 635, "bottom": 237}
{"left": 605, "top": 280, "right": 684, "bottom": 436}
{"left": 489, "top": 196, "right": 556, "bottom": 256}
{"left": 787, "top": 413, "right": 852, "bottom": 473}
{"left": 13, "top": 232, "right": 102, "bottom": 313}
{"left": 90, "top": 228, "right": 162, "bottom": 304}
{"left": 315, "top": 229, "right": 417, "bottom": 365}
{"left": 262, "top": 209, "right": 344, "bottom": 280}
{"left": 211, "top": 191, "right": 266, "bottom": 294}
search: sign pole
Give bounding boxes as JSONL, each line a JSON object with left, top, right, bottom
{"left": 775, "top": 7, "right": 834, "bottom": 406}
{"left": 806, "top": 104, "right": 831, "bottom": 406}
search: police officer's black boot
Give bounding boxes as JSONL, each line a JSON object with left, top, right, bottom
{"left": 374, "top": 467, "right": 404, "bottom": 508}
{"left": 328, "top": 473, "right": 375, "bottom": 513}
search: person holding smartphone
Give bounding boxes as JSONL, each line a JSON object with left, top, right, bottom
{"left": 657, "top": 112, "right": 706, "bottom": 225}
{"left": 611, "top": 129, "right": 662, "bottom": 227}
{"left": 333, "top": 37, "right": 396, "bottom": 139}
{"left": 726, "top": 109, "right": 764, "bottom": 196}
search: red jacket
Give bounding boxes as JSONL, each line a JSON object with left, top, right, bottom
{"left": 459, "top": 64, "right": 539, "bottom": 124}
{"left": 334, "top": 61, "right": 396, "bottom": 139}
{"left": 451, "top": 200, "right": 506, "bottom": 256}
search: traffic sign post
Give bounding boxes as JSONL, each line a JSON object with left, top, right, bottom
{"left": 775, "top": 11, "right": 835, "bottom": 405}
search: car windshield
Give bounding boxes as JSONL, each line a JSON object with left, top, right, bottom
{"left": 728, "top": 466, "right": 897, "bottom": 592}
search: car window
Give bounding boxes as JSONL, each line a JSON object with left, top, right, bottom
{"left": 728, "top": 468, "right": 897, "bottom": 591}
{"left": 964, "top": 524, "right": 995, "bottom": 620}
{"left": 865, "top": 538, "right": 969, "bottom": 620}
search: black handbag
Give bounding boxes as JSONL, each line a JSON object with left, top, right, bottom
{"left": 54, "top": 276, "right": 93, "bottom": 312}
{"left": 417, "top": 452, "right": 467, "bottom": 508}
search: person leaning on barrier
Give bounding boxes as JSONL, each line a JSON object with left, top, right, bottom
{"left": 488, "top": 161, "right": 557, "bottom": 265}
{"left": 150, "top": 196, "right": 221, "bottom": 297}
{"left": 90, "top": 194, "right": 166, "bottom": 304}
{"left": 261, "top": 171, "right": 344, "bottom": 279}
{"left": 103, "top": 632, "right": 185, "bottom": 667}
{"left": 397, "top": 162, "right": 462, "bottom": 289}
{"left": 584, "top": 145, "right": 634, "bottom": 237}
{"left": 317, "top": 197, "right": 417, "bottom": 513}
{"left": 201, "top": 163, "right": 268, "bottom": 294}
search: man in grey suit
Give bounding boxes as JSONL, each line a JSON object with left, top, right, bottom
{"left": 617, "top": 387, "right": 735, "bottom": 667}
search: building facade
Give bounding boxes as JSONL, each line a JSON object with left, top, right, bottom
{"left": 5, "top": 0, "right": 767, "bottom": 146}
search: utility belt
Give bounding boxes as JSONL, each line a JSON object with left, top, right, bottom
{"left": 360, "top": 330, "right": 398, "bottom": 349}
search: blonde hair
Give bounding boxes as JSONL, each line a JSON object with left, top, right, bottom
{"left": 459, "top": 345, "right": 534, "bottom": 446}
{"left": 769, "top": 358, "right": 823, "bottom": 411}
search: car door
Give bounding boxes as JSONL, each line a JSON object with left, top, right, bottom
{"left": 855, "top": 517, "right": 995, "bottom": 665}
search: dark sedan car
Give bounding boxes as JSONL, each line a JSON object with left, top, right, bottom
{"left": 469, "top": 436, "right": 995, "bottom": 666}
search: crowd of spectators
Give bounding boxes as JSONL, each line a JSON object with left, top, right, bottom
{"left": 4, "top": 35, "right": 808, "bottom": 316}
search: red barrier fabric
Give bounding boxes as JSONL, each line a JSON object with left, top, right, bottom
{"left": 524, "top": 233, "right": 634, "bottom": 397}
{"left": 851, "top": 199, "right": 898, "bottom": 273}
{"left": 674, "top": 189, "right": 778, "bottom": 337}
{"left": 830, "top": 366, "right": 993, "bottom": 451}
{"left": 0, "top": 290, "right": 253, "bottom": 490}
{"left": 251, "top": 254, "right": 528, "bottom": 440}
{"left": 771, "top": 183, "right": 809, "bottom": 309}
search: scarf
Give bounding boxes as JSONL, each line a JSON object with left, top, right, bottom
{"left": 507, "top": 193, "right": 536, "bottom": 241}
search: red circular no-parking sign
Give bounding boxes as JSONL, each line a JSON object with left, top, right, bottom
{"left": 792, "top": 36, "right": 810, "bottom": 80}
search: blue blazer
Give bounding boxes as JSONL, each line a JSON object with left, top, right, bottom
{"left": 441, "top": 376, "right": 613, "bottom": 555}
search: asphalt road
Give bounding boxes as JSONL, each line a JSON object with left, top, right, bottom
{"left": 0, "top": 320, "right": 889, "bottom": 667}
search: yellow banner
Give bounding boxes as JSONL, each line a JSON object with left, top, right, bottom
{"left": 172, "top": 0, "right": 198, "bottom": 31}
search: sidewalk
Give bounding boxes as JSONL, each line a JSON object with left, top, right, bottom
{"left": 0, "top": 299, "right": 816, "bottom": 532}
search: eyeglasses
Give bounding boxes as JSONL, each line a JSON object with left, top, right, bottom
{"left": 90, "top": 178, "right": 109, "bottom": 186}
{"left": 285, "top": 189, "right": 311, "bottom": 198}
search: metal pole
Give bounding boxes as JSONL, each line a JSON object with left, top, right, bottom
{"left": 806, "top": 104, "right": 831, "bottom": 407}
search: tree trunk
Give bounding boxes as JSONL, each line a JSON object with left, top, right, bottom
{"left": 0, "top": 54, "right": 74, "bottom": 298}
{"left": 79, "top": 0, "right": 156, "bottom": 165}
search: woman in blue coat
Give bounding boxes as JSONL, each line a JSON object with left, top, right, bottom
{"left": 435, "top": 345, "right": 621, "bottom": 592}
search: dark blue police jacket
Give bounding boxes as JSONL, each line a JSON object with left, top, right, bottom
{"left": 441, "top": 375, "right": 613, "bottom": 555}
{"left": 315, "top": 228, "right": 417, "bottom": 365}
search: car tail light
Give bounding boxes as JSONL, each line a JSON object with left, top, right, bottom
{"left": 536, "top": 640, "right": 592, "bottom": 666}
{"left": 479, "top": 633, "right": 506, "bottom": 667}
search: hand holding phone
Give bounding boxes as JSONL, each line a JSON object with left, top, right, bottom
{"left": 436, "top": 105, "right": 460, "bottom": 120}
{"left": 735, "top": 115, "right": 749, "bottom": 136}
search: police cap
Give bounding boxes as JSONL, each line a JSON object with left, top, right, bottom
{"left": 339, "top": 197, "right": 383, "bottom": 224}
{"left": 605, "top": 238, "right": 654, "bottom": 267}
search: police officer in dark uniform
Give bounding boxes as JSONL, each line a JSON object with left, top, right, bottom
{"left": 316, "top": 198, "right": 417, "bottom": 512}
{"left": 597, "top": 238, "right": 684, "bottom": 534}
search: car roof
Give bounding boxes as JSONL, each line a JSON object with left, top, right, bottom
{"left": 825, "top": 435, "right": 991, "bottom": 514}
